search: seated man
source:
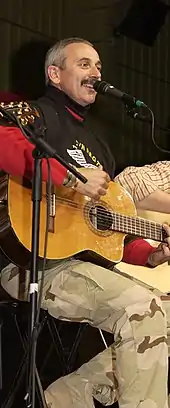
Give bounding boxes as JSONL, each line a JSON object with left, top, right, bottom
{"left": 1, "top": 37, "right": 170, "bottom": 408}
{"left": 115, "top": 161, "right": 170, "bottom": 213}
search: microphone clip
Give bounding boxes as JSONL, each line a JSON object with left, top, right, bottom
{"left": 125, "top": 105, "right": 140, "bottom": 119}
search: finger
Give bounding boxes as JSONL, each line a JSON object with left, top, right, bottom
{"left": 98, "top": 187, "right": 107, "bottom": 196}
{"left": 92, "top": 194, "right": 100, "bottom": 202}
{"left": 102, "top": 172, "right": 110, "bottom": 182}
{"left": 163, "top": 223, "right": 170, "bottom": 237}
{"left": 93, "top": 188, "right": 106, "bottom": 199}
{"left": 102, "top": 181, "right": 109, "bottom": 189}
{"left": 98, "top": 165, "right": 103, "bottom": 170}
{"left": 99, "top": 174, "right": 110, "bottom": 184}
{"left": 163, "top": 224, "right": 170, "bottom": 248}
{"left": 162, "top": 244, "right": 170, "bottom": 257}
{"left": 106, "top": 174, "right": 111, "bottom": 183}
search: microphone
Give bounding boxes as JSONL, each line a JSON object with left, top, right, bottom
{"left": 93, "top": 80, "right": 147, "bottom": 108}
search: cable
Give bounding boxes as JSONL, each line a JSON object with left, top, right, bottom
{"left": 125, "top": 104, "right": 170, "bottom": 155}
{"left": 147, "top": 107, "right": 170, "bottom": 154}
{"left": 99, "top": 329, "right": 108, "bottom": 349}
{"left": 36, "top": 158, "right": 52, "bottom": 326}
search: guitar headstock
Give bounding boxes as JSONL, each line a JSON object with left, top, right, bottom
{"left": 0, "top": 101, "right": 40, "bottom": 126}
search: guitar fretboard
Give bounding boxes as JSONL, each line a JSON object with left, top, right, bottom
{"left": 111, "top": 212, "right": 167, "bottom": 242}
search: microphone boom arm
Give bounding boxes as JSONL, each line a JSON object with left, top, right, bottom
{"left": 126, "top": 107, "right": 170, "bottom": 133}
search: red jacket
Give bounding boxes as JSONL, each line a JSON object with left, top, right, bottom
{"left": 0, "top": 125, "right": 155, "bottom": 266}
{"left": 0, "top": 126, "right": 67, "bottom": 185}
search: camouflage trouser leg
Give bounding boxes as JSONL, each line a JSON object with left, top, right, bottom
{"left": 41, "top": 260, "right": 168, "bottom": 408}
{"left": 1, "top": 260, "right": 168, "bottom": 408}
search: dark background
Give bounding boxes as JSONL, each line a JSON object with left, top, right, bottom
{"left": 1, "top": 1, "right": 170, "bottom": 407}
{"left": 1, "top": 0, "right": 170, "bottom": 173}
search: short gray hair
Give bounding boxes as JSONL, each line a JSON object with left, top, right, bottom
{"left": 45, "top": 37, "right": 94, "bottom": 84}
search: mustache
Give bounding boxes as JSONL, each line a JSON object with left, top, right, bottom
{"left": 81, "top": 78, "right": 99, "bottom": 86}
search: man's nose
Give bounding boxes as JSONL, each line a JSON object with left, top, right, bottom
{"left": 90, "top": 65, "right": 101, "bottom": 79}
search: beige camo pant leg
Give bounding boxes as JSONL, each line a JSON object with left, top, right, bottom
{"left": 162, "top": 296, "right": 170, "bottom": 408}
{"left": 40, "top": 260, "right": 168, "bottom": 408}
{"left": 1, "top": 260, "right": 168, "bottom": 408}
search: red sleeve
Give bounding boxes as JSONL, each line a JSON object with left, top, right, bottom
{"left": 0, "top": 126, "right": 67, "bottom": 185}
{"left": 123, "top": 239, "right": 155, "bottom": 266}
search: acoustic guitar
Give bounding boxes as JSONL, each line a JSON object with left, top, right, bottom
{"left": 0, "top": 173, "right": 168, "bottom": 268}
{"left": 0, "top": 101, "right": 168, "bottom": 271}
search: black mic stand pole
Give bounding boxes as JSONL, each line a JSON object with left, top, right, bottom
{"left": 23, "top": 132, "right": 87, "bottom": 408}
{"left": 25, "top": 148, "right": 44, "bottom": 408}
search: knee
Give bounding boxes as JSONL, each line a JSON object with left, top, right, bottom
{"left": 126, "top": 288, "right": 167, "bottom": 334}
{"left": 124, "top": 285, "right": 165, "bottom": 317}
{"left": 45, "top": 379, "right": 73, "bottom": 408}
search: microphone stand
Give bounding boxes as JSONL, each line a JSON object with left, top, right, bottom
{"left": 24, "top": 133, "right": 87, "bottom": 408}
{"left": 0, "top": 106, "right": 87, "bottom": 408}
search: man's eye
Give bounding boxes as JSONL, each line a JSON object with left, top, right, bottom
{"left": 80, "top": 62, "right": 89, "bottom": 68}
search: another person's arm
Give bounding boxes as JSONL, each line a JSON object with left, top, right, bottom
{"left": 115, "top": 166, "right": 157, "bottom": 199}
{"left": 115, "top": 166, "right": 170, "bottom": 212}
{"left": 115, "top": 164, "right": 170, "bottom": 214}
{"left": 136, "top": 189, "right": 170, "bottom": 213}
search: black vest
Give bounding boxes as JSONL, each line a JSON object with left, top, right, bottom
{"left": 31, "top": 95, "right": 115, "bottom": 178}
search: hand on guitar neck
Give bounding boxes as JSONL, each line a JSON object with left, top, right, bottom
{"left": 147, "top": 223, "right": 170, "bottom": 267}
{"left": 73, "top": 167, "right": 110, "bottom": 200}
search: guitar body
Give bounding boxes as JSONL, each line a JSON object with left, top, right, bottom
{"left": 0, "top": 102, "right": 167, "bottom": 271}
{"left": 0, "top": 174, "right": 31, "bottom": 267}
{"left": 0, "top": 175, "right": 136, "bottom": 267}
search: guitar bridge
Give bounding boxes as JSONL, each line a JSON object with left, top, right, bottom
{"left": 46, "top": 185, "right": 56, "bottom": 233}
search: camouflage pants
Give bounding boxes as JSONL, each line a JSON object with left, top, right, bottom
{"left": 1, "top": 259, "right": 169, "bottom": 408}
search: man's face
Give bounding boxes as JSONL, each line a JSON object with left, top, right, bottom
{"left": 48, "top": 43, "right": 102, "bottom": 106}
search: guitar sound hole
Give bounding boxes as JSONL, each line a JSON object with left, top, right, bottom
{"left": 89, "top": 205, "right": 112, "bottom": 231}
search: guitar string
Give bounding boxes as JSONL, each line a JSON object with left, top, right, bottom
{"left": 49, "top": 195, "right": 163, "bottom": 232}
{"left": 53, "top": 195, "right": 162, "bottom": 229}
{"left": 47, "top": 193, "right": 161, "bottom": 226}
{"left": 44, "top": 195, "right": 164, "bottom": 240}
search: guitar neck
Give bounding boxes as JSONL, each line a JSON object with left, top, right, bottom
{"left": 112, "top": 213, "right": 167, "bottom": 242}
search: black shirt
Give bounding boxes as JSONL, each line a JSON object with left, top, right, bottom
{"left": 34, "top": 85, "right": 115, "bottom": 179}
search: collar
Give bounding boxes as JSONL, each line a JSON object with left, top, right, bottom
{"left": 44, "top": 85, "right": 90, "bottom": 121}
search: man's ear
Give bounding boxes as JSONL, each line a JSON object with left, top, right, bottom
{"left": 47, "top": 65, "right": 60, "bottom": 85}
